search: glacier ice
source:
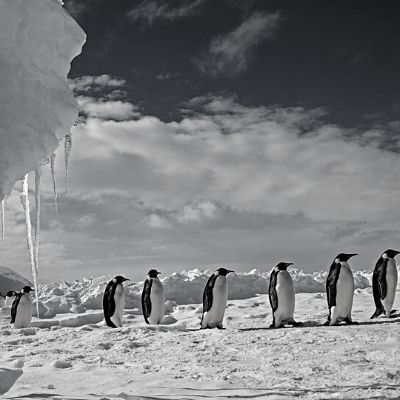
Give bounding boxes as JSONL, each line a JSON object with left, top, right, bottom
{"left": 0, "top": 0, "right": 85, "bottom": 200}
{"left": 0, "top": 0, "right": 85, "bottom": 299}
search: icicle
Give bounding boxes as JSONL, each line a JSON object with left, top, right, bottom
{"left": 1, "top": 198, "right": 5, "bottom": 241}
{"left": 20, "top": 174, "right": 40, "bottom": 319}
{"left": 34, "top": 168, "right": 42, "bottom": 279}
{"left": 50, "top": 153, "right": 58, "bottom": 215}
{"left": 64, "top": 134, "right": 72, "bottom": 193}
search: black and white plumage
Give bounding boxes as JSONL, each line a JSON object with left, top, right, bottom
{"left": 142, "top": 269, "right": 165, "bottom": 325}
{"left": 201, "top": 268, "right": 234, "bottom": 329}
{"left": 371, "top": 249, "right": 399, "bottom": 319}
{"left": 103, "top": 275, "right": 129, "bottom": 328}
{"left": 325, "top": 253, "right": 358, "bottom": 326}
{"left": 11, "top": 286, "right": 34, "bottom": 328}
{"left": 269, "top": 262, "right": 302, "bottom": 328}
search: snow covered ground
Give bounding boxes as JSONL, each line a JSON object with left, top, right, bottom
{"left": 0, "top": 269, "right": 399, "bottom": 399}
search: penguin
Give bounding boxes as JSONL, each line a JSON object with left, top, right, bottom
{"left": 142, "top": 269, "right": 165, "bottom": 325}
{"left": 11, "top": 286, "right": 34, "bottom": 328}
{"left": 201, "top": 268, "right": 234, "bottom": 329}
{"left": 5, "top": 291, "right": 17, "bottom": 308}
{"left": 0, "top": 292, "right": 5, "bottom": 308}
{"left": 103, "top": 275, "right": 129, "bottom": 328}
{"left": 324, "top": 253, "right": 358, "bottom": 326}
{"left": 269, "top": 262, "right": 302, "bottom": 328}
{"left": 371, "top": 249, "right": 400, "bottom": 319}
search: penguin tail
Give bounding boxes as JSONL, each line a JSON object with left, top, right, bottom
{"left": 370, "top": 308, "right": 384, "bottom": 319}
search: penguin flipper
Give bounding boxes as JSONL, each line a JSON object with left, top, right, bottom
{"left": 371, "top": 258, "right": 387, "bottom": 318}
{"left": 202, "top": 274, "right": 217, "bottom": 313}
{"left": 268, "top": 269, "right": 278, "bottom": 313}
{"left": 141, "top": 279, "right": 153, "bottom": 324}
{"left": 10, "top": 294, "right": 22, "bottom": 324}
{"left": 103, "top": 280, "right": 117, "bottom": 328}
{"left": 326, "top": 262, "right": 341, "bottom": 309}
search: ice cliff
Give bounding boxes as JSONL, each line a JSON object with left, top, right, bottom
{"left": 0, "top": 0, "right": 86, "bottom": 200}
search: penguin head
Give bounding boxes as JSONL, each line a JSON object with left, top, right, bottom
{"left": 276, "top": 262, "right": 293, "bottom": 271}
{"left": 22, "top": 286, "right": 34, "bottom": 293}
{"left": 6, "top": 290, "right": 16, "bottom": 298}
{"left": 334, "top": 253, "right": 357, "bottom": 263}
{"left": 147, "top": 269, "right": 161, "bottom": 278}
{"left": 215, "top": 268, "right": 234, "bottom": 276}
{"left": 113, "top": 275, "right": 130, "bottom": 284}
{"left": 382, "top": 249, "right": 400, "bottom": 259}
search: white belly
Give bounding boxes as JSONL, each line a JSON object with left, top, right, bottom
{"left": 110, "top": 284, "right": 126, "bottom": 328}
{"left": 202, "top": 276, "right": 228, "bottom": 328}
{"left": 383, "top": 259, "right": 398, "bottom": 316}
{"left": 149, "top": 278, "right": 165, "bottom": 325}
{"left": 0, "top": 298, "right": 5, "bottom": 308}
{"left": 275, "top": 271, "right": 295, "bottom": 323}
{"left": 331, "top": 263, "right": 354, "bottom": 322}
{"left": 14, "top": 294, "right": 33, "bottom": 329}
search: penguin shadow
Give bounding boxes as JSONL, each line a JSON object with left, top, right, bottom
{"left": 352, "top": 315, "right": 400, "bottom": 327}
{"left": 238, "top": 320, "right": 320, "bottom": 332}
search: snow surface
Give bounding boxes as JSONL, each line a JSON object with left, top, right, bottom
{"left": 0, "top": 0, "right": 85, "bottom": 200}
{"left": 0, "top": 269, "right": 399, "bottom": 399}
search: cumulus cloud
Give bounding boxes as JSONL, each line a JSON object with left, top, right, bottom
{"left": 69, "top": 75, "right": 126, "bottom": 93}
{"left": 5, "top": 88, "right": 400, "bottom": 280}
{"left": 76, "top": 96, "right": 140, "bottom": 120}
{"left": 195, "top": 12, "right": 281, "bottom": 77}
{"left": 128, "top": 0, "right": 206, "bottom": 26}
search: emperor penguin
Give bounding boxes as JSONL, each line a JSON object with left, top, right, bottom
{"left": 324, "top": 253, "right": 358, "bottom": 326}
{"left": 269, "top": 262, "right": 302, "bottom": 328}
{"left": 142, "top": 269, "right": 165, "bottom": 325}
{"left": 5, "top": 291, "right": 17, "bottom": 308}
{"left": 201, "top": 268, "right": 234, "bottom": 329}
{"left": 11, "top": 286, "right": 34, "bottom": 328}
{"left": 103, "top": 275, "right": 129, "bottom": 328}
{"left": 371, "top": 249, "right": 400, "bottom": 318}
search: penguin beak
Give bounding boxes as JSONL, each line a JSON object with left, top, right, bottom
{"left": 393, "top": 250, "right": 400, "bottom": 256}
{"left": 123, "top": 278, "right": 130, "bottom": 282}
{"left": 346, "top": 253, "right": 358, "bottom": 260}
{"left": 227, "top": 270, "right": 234, "bottom": 274}
{"left": 285, "top": 262, "right": 294, "bottom": 267}
{"left": 156, "top": 271, "right": 161, "bottom": 275}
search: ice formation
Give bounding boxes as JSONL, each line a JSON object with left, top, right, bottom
{"left": 50, "top": 153, "right": 58, "bottom": 214}
{"left": 64, "top": 134, "right": 72, "bottom": 193}
{"left": 0, "top": 1, "right": 85, "bottom": 298}
{"left": 1, "top": 198, "right": 4, "bottom": 241}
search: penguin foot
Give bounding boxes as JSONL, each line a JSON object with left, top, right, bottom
{"left": 216, "top": 325, "right": 226, "bottom": 330}
{"left": 291, "top": 321, "right": 303, "bottom": 327}
{"left": 390, "top": 309, "right": 398, "bottom": 315}
{"left": 322, "top": 320, "right": 330, "bottom": 326}
{"left": 344, "top": 318, "right": 358, "bottom": 325}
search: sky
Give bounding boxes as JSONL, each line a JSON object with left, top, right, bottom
{"left": 3, "top": 0, "right": 400, "bottom": 282}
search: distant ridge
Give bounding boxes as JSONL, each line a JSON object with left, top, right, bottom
{"left": 0, "top": 266, "right": 32, "bottom": 294}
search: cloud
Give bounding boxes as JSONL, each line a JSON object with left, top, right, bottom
{"left": 69, "top": 75, "right": 127, "bottom": 93}
{"left": 76, "top": 96, "right": 140, "bottom": 120}
{"left": 5, "top": 88, "right": 400, "bottom": 281}
{"left": 128, "top": 0, "right": 206, "bottom": 26}
{"left": 63, "top": 0, "right": 101, "bottom": 19}
{"left": 195, "top": 12, "right": 281, "bottom": 77}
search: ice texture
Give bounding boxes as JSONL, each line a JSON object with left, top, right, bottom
{"left": 0, "top": 0, "right": 86, "bottom": 200}
{"left": 20, "top": 175, "right": 39, "bottom": 317}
